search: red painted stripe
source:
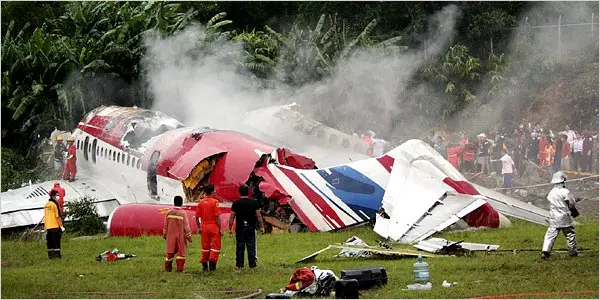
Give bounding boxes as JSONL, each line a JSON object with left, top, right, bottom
{"left": 376, "top": 155, "right": 394, "bottom": 173}
{"left": 288, "top": 197, "right": 318, "bottom": 231}
{"left": 278, "top": 167, "right": 346, "bottom": 230}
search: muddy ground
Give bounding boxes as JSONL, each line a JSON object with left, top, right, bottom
{"left": 469, "top": 161, "right": 599, "bottom": 219}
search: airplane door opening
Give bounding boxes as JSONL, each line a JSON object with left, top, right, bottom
{"left": 91, "top": 139, "right": 97, "bottom": 163}
{"left": 83, "top": 136, "right": 90, "bottom": 161}
{"left": 147, "top": 151, "right": 160, "bottom": 198}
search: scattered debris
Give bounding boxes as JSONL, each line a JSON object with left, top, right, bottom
{"left": 442, "top": 280, "right": 452, "bottom": 288}
{"left": 95, "top": 248, "right": 136, "bottom": 262}
{"left": 405, "top": 282, "right": 432, "bottom": 291}
{"left": 335, "top": 236, "right": 372, "bottom": 258}
{"left": 414, "top": 237, "right": 500, "bottom": 255}
{"left": 297, "top": 242, "right": 439, "bottom": 264}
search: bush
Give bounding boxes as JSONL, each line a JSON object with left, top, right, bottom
{"left": 64, "top": 196, "right": 106, "bottom": 236}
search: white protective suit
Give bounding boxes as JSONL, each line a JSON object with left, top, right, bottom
{"left": 542, "top": 184, "right": 578, "bottom": 256}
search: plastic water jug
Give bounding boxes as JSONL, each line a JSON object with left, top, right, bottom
{"left": 413, "top": 254, "right": 430, "bottom": 284}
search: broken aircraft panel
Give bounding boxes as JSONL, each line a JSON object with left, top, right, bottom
{"left": 414, "top": 237, "right": 500, "bottom": 254}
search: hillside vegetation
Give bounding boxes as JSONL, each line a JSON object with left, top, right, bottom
{"left": 1, "top": 1, "right": 598, "bottom": 190}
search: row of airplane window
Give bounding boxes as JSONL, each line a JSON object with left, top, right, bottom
{"left": 77, "top": 139, "right": 142, "bottom": 169}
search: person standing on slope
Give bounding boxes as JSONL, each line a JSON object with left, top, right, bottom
{"left": 62, "top": 136, "right": 77, "bottom": 181}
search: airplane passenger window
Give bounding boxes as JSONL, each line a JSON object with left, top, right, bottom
{"left": 329, "top": 135, "right": 338, "bottom": 144}
{"left": 112, "top": 151, "right": 116, "bottom": 161}
{"left": 342, "top": 139, "right": 350, "bottom": 148}
{"left": 316, "top": 129, "right": 325, "bottom": 138}
{"left": 131, "top": 157, "right": 136, "bottom": 167}
{"left": 126, "top": 154, "right": 130, "bottom": 166}
{"left": 77, "top": 140, "right": 80, "bottom": 149}
{"left": 136, "top": 159, "right": 141, "bottom": 169}
{"left": 117, "top": 153, "right": 120, "bottom": 163}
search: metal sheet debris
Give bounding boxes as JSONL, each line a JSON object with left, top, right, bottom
{"left": 414, "top": 237, "right": 500, "bottom": 254}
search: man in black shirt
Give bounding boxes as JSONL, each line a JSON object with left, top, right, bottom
{"left": 229, "top": 185, "right": 265, "bottom": 272}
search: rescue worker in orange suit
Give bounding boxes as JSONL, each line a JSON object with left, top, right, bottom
{"left": 361, "top": 131, "right": 375, "bottom": 157}
{"left": 163, "top": 195, "right": 192, "bottom": 272}
{"left": 62, "top": 136, "right": 77, "bottom": 181}
{"left": 45, "top": 190, "right": 64, "bottom": 259}
{"left": 49, "top": 182, "right": 66, "bottom": 214}
{"left": 195, "top": 184, "right": 222, "bottom": 272}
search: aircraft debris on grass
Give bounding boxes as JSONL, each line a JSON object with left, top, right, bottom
{"left": 1, "top": 105, "right": 550, "bottom": 244}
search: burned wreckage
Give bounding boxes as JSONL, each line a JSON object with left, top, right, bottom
{"left": 1, "top": 105, "right": 550, "bottom": 242}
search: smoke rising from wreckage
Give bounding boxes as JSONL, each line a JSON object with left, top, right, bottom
{"left": 1, "top": 105, "right": 550, "bottom": 243}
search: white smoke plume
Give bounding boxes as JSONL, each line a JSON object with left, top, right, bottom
{"left": 462, "top": 1, "right": 599, "bottom": 134}
{"left": 143, "top": 5, "right": 462, "bottom": 158}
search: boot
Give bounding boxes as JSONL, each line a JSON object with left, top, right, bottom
{"left": 54, "top": 250, "right": 62, "bottom": 259}
{"left": 209, "top": 261, "right": 217, "bottom": 271}
{"left": 541, "top": 251, "right": 550, "bottom": 259}
{"left": 48, "top": 250, "right": 54, "bottom": 259}
{"left": 202, "top": 262, "right": 208, "bottom": 272}
{"left": 164, "top": 259, "right": 173, "bottom": 272}
{"left": 176, "top": 259, "right": 185, "bottom": 272}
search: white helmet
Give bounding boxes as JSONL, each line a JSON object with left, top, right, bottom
{"left": 550, "top": 171, "right": 567, "bottom": 184}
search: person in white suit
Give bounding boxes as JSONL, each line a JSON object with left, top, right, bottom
{"left": 541, "top": 171, "right": 580, "bottom": 259}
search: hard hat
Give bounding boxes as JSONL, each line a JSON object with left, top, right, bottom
{"left": 56, "top": 136, "right": 63, "bottom": 141}
{"left": 477, "top": 133, "right": 486, "bottom": 138}
{"left": 67, "top": 136, "right": 75, "bottom": 142}
{"left": 54, "top": 182, "right": 60, "bottom": 186}
{"left": 550, "top": 171, "right": 567, "bottom": 184}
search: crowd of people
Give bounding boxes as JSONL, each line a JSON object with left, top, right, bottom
{"left": 422, "top": 123, "right": 599, "bottom": 188}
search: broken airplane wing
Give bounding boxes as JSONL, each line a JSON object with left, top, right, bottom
{"left": 373, "top": 156, "right": 490, "bottom": 244}
{"left": 1, "top": 178, "right": 119, "bottom": 229}
{"left": 474, "top": 183, "right": 550, "bottom": 226}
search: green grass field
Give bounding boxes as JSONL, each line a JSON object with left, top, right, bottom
{"left": 2, "top": 219, "right": 598, "bottom": 299}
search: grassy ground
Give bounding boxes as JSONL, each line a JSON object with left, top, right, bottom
{"left": 1, "top": 219, "right": 598, "bottom": 299}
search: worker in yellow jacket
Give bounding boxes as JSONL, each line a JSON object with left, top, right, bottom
{"left": 45, "top": 190, "right": 65, "bottom": 259}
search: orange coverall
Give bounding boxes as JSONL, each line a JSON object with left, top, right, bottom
{"left": 163, "top": 208, "right": 192, "bottom": 272}
{"left": 62, "top": 144, "right": 77, "bottom": 181}
{"left": 196, "top": 196, "right": 222, "bottom": 264}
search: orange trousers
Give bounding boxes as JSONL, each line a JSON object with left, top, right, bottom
{"left": 200, "top": 224, "right": 221, "bottom": 263}
{"left": 62, "top": 161, "right": 77, "bottom": 180}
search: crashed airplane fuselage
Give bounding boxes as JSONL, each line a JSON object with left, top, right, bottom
{"left": 1, "top": 105, "right": 549, "bottom": 241}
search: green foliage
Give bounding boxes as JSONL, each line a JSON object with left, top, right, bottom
{"left": 422, "top": 44, "right": 481, "bottom": 118}
{"left": 64, "top": 196, "right": 106, "bottom": 236}
{"left": 1, "top": 1, "right": 597, "bottom": 184}
{"left": 1, "top": 147, "right": 54, "bottom": 192}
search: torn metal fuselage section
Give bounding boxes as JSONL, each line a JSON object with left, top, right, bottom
{"left": 245, "top": 149, "right": 318, "bottom": 232}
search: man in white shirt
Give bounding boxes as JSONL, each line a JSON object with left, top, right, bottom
{"left": 563, "top": 125, "right": 576, "bottom": 146}
{"left": 492, "top": 148, "right": 515, "bottom": 189}
{"left": 571, "top": 133, "right": 584, "bottom": 171}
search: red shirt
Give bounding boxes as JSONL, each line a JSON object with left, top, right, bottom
{"left": 195, "top": 196, "right": 220, "bottom": 225}
{"left": 67, "top": 144, "right": 77, "bottom": 162}
{"left": 50, "top": 186, "right": 66, "bottom": 213}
